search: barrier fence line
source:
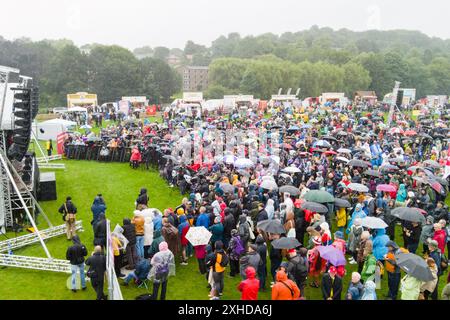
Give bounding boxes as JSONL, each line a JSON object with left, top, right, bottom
{"left": 106, "top": 219, "right": 123, "bottom": 300}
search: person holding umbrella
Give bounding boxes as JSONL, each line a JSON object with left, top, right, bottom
{"left": 400, "top": 273, "right": 423, "bottom": 300}
{"left": 269, "top": 234, "right": 283, "bottom": 284}
{"left": 404, "top": 221, "right": 422, "bottom": 254}
{"left": 308, "top": 236, "right": 326, "bottom": 288}
{"left": 384, "top": 240, "right": 407, "bottom": 300}
{"left": 420, "top": 257, "right": 439, "bottom": 300}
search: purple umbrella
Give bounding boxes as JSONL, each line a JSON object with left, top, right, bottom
{"left": 317, "top": 245, "right": 347, "bottom": 266}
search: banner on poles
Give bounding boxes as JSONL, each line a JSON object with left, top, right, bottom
{"left": 56, "top": 132, "right": 68, "bottom": 155}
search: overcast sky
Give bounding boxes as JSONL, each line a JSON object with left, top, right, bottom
{"left": 1, "top": 0, "right": 448, "bottom": 49}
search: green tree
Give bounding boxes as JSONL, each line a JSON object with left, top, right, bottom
{"left": 88, "top": 45, "right": 142, "bottom": 103}
{"left": 341, "top": 62, "right": 371, "bottom": 97}
{"left": 153, "top": 46, "right": 170, "bottom": 61}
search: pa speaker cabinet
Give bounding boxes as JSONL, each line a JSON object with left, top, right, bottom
{"left": 38, "top": 172, "right": 57, "bottom": 201}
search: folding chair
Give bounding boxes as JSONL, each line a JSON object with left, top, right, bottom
{"left": 137, "top": 278, "right": 150, "bottom": 290}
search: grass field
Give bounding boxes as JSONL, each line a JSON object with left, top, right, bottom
{"left": 0, "top": 157, "right": 448, "bottom": 300}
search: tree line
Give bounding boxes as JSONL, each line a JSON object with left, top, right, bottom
{"left": 0, "top": 37, "right": 181, "bottom": 107}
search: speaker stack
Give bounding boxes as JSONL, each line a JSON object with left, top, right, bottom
{"left": 38, "top": 172, "right": 57, "bottom": 201}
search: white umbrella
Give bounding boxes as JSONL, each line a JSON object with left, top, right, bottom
{"left": 336, "top": 156, "right": 350, "bottom": 163}
{"left": 347, "top": 183, "right": 369, "bottom": 193}
{"left": 235, "top": 158, "right": 254, "bottom": 169}
{"left": 80, "top": 124, "right": 92, "bottom": 129}
{"left": 261, "top": 175, "right": 276, "bottom": 181}
{"left": 282, "top": 166, "right": 301, "bottom": 173}
{"left": 270, "top": 155, "right": 280, "bottom": 164}
{"left": 337, "top": 148, "right": 351, "bottom": 154}
{"left": 260, "top": 179, "right": 278, "bottom": 190}
{"left": 223, "top": 155, "right": 237, "bottom": 164}
{"left": 361, "top": 217, "right": 388, "bottom": 229}
{"left": 185, "top": 227, "right": 212, "bottom": 246}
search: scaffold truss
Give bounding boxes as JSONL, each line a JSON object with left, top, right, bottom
{"left": 0, "top": 221, "right": 84, "bottom": 253}
{"left": 0, "top": 254, "right": 71, "bottom": 273}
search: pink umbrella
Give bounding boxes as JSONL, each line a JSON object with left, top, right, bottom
{"left": 376, "top": 184, "right": 397, "bottom": 192}
{"left": 389, "top": 127, "right": 404, "bottom": 135}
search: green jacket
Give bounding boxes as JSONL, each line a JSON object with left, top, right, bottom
{"left": 361, "top": 254, "right": 377, "bottom": 282}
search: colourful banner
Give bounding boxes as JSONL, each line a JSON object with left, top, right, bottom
{"left": 56, "top": 132, "right": 68, "bottom": 155}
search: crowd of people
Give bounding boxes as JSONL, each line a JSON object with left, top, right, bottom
{"left": 62, "top": 100, "right": 450, "bottom": 300}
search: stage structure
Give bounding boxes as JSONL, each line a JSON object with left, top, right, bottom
{"left": 0, "top": 65, "right": 83, "bottom": 273}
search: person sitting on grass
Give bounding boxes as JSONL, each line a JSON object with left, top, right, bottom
{"left": 122, "top": 257, "right": 151, "bottom": 286}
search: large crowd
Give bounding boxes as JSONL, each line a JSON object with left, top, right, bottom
{"left": 61, "top": 100, "right": 450, "bottom": 300}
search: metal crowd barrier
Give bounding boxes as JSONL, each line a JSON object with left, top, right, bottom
{"left": 64, "top": 145, "right": 132, "bottom": 163}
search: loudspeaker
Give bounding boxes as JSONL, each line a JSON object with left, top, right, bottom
{"left": 396, "top": 90, "right": 404, "bottom": 106}
{"left": 38, "top": 172, "right": 57, "bottom": 201}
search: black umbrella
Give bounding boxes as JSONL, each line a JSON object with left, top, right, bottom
{"left": 419, "top": 133, "right": 433, "bottom": 140}
{"left": 321, "top": 135, "right": 338, "bottom": 142}
{"left": 395, "top": 252, "right": 434, "bottom": 282}
{"left": 257, "top": 220, "right": 286, "bottom": 234}
{"left": 279, "top": 185, "right": 300, "bottom": 196}
{"left": 348, "top": 159, "right": 370, "bottom": 168}
{"left": 391, "top": 207, "right": 426, "bottom": 224}
{"left": 334, "top": 198, "right": 352, "bottom": 208}
{"left": 271, "top": 237, "right": 302, "bottom": 249}
{"left": 301, "top": 202, "right": 328, "bottom": 213}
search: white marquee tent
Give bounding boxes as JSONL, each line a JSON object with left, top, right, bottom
{"left": 32, "top": 118, "right": 77, "bottom": 141}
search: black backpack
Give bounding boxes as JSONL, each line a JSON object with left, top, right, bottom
{"left": 219, "top": 252, "right": 229, "bottom": 268}
{"left": 293, "top": 257, "right": 308, "bottom": 279}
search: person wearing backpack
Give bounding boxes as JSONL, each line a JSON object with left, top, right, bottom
{"left": 238, "top": 215, "right": 250, "bottom": 250}
{"left": 239, "top": 245, "right": 261, "bottom": 280}
{"left": 286, "top": 248, "right": 309, "bottom": 298}
{"left": 211, "top": 240, "right": 228, "bottom": 296}
{"left": 271, "top": 268, "right": 300, "bottom": 300}
{"left": 66, "top": 235, "right": 88, "bottom": 292}
{"left": 58, "top": 196, "right": 77, "bottom": 240}
{"left": 149, "top": 241, "right": 175, "bottom": 300}
{"left": 228, "top": 229, "right": 244, "bottom": 277}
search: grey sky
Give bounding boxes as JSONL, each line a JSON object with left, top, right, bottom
{"left": 1, "top": 0, "right": 448, "bottom": 50}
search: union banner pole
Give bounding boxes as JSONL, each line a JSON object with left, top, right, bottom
{"left": 387, "top": 81, "right": 401, "bottom": 127}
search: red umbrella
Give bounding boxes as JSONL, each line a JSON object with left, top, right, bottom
{"left": 376, "top": 184, "right": 397, "bottom": 192}
{"left": 324, "top": 150, "right": 337, "bottom": 156}
{"left": 404, "top": 130, "right": 417, "bottom": 136}
{"left": 428, "top": 180, "right": 445, "bottom": 194}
